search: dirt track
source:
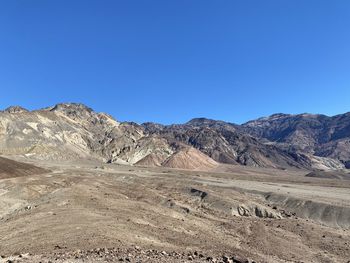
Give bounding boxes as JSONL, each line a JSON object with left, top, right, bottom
{"left": 0, "top": 159, "right": 349, "bottom": 262}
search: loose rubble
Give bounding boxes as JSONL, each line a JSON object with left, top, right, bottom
{"left": 1, "top": 247, "right": 254, "bottom": 263}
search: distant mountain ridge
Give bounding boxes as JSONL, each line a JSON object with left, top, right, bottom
{"left": 0, "top": 103, "right": 349, "bottom": 171}
{"left": 241, "top": 112, "right": 350, "bottom": 168}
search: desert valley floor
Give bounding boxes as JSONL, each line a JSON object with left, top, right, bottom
{"left": 0, "top": 158, "right": 349, "bottom": 263}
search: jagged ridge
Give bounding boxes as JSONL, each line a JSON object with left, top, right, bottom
{"left": 1, "top": 103, "right": 349, "bottom": 171}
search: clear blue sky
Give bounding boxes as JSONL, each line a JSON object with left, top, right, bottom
{"left": 1, "top": 1, "right": 349, "bottom": 124}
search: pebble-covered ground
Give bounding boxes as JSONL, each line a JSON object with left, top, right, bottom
{"left": 1, "top": 247, "right": 253, "bottom": 263}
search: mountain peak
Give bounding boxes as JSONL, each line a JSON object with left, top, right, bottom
{"left": 3, "top": 106, "right": 29, "bottom": 114}
{"left": 45, "top": 103, "right": 95, "bottom": 121}
{"left": 186, "top": 118, "right": 220, "bottom": 126}
{"left": 269, "top": 113, "right": 291, "bottom": 118}
{"left": 50, "top": 103, "right": 93, "bottom": 112}
{"left": 142, "top": 122, "right": 165, "bottom": 132}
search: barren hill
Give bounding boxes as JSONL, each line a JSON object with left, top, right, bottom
{"left": 0, "top": 156, "right": 48, "bottom": 179}
{"left": 0, "top": 104, "right": 216, "bottom": 171}
{"left": 1, "top": 103, "right": 349, "bottom": 171}
{"left": 143, "top": 118, "right": 324, "bottom": 170}
{"left": 242, "top": 112, "right": 350, "bottom": 168}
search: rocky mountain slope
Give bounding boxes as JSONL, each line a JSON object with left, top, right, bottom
{"left": 0, "top": 103, "right": 349, "bottom": 171}
{"left": 143, "top": 119, "right": 312, "bottom": 169}
{"left": 0, "top": 104, "right": 217, "bottom": 171}
{"left": 241, "top": 113, "right": 350, "bottom": 168}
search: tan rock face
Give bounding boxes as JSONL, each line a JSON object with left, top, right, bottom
{"left": 0, "top": 104, "right": 217, "bottom": 171}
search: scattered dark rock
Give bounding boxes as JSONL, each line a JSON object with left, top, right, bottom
{"left": 190, "top": 188, "right": 208, "bottom": 200}
{"left": 4, "top": 247, "right": 256, "bottom": 263}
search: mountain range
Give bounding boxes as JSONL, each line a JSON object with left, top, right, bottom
{"left": 0, "top": 103, "right": 349, "bottom": 171}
